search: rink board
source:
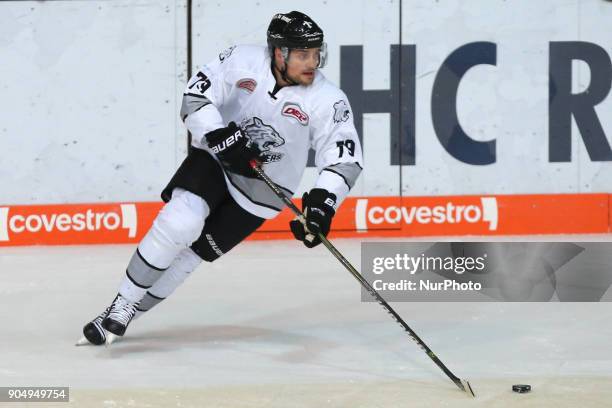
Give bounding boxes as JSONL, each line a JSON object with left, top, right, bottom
{"left": 0, "top": 193, "right": 608, "bottom": 246}
{"left": 1, "top": 0, "right": 612, "bottom": 247}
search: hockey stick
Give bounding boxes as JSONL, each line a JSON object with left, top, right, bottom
{"left": 249, "top": 160, "right": 475, "bottom": 397}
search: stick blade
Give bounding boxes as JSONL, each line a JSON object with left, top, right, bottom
{"left": 460, "top": 379, "right": 476, "bottom": 397}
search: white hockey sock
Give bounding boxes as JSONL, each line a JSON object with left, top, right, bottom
{"left": 118, "top": 274, "right": 148, "bottom": 303}
{"left": 137, "top": 248, "right": 203, "bottom": 313}
{"left": 118, "top": 248, "right": 167, "bottom": 303}
{"left": 150, "top": 248, "right": 203, "bottom": 299}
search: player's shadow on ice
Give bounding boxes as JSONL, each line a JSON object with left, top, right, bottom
{"left": 101, "top": 324, "right": 337, "bottom": 363}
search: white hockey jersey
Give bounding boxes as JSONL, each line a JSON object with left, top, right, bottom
{"left": 181, "top": 44, "right": 363, "bottom": 219}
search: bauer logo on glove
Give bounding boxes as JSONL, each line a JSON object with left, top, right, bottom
{"left": 205, "top": 122, "right": 262, "bottom": 178}
{"left": 210, "top": 128, "right": 244, "bottom": 154}
{"left": 289, "top": 188, "right": 337, "bottom": 248}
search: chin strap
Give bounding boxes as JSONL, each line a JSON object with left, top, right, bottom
{"left": 280, "top": 47, "right": 299, "bottom": 85}
{"left": 280, "top": 64, "right": 298, "bottom": 86}
{"left": 272, "top": 48, "right": 299, "bottom": 86}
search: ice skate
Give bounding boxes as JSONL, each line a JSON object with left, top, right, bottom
{"left": 102, "top": 294, "right": 140, "bottom": 339}
{"left": 76, "top": 307, "right": 110, "bottom": 346}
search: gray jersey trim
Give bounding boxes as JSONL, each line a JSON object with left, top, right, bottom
{"left": 226, "top": 173, "right": 294, "bottom": 212}
{"left": 180, "top": 93, "right": 212, "bottom": 121}
{"left": 323, "top": 162, "right": 362, "bottom": 190}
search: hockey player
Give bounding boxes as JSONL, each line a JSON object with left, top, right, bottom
{"left": 79, "top": 11, "right": 363, "bottom": 345}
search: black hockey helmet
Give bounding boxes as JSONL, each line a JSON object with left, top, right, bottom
{"left": 267, "top": 11, "right": 324, "bottom": 49}
{"left": 267, "top": 11, "right": 327, "bottom": 68}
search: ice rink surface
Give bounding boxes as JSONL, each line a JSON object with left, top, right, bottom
{"left": 1, "top": 237, "right": 611, "bottom": 407}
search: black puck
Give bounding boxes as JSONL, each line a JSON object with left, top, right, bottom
{"left": 512, "top": 384, "right": 531, "bottom": 393}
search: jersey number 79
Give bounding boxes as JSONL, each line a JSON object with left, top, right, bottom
{"left": 188, "top": 72, "right": 211, "bottom": 94}
{"left": 336, "top": 140, "right": 355, "bottom": 157}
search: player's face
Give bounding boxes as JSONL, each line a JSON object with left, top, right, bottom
{"left": 284, "top": 48, "right": 321, "bottom": 85}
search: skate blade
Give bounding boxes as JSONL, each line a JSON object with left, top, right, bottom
{"left": 75, "top": 336, "right": 108, "bottom": 347}
{"left": 460, "top": 379, "right": 476, "bottom": 398}
{"left": 75, "top": 336, "right": 90, "bottom": 346}
{"left": 105, "top": 333, "right": 118, "bottom": 347}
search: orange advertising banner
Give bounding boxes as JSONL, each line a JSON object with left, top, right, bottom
{"left": 0, "top": 202, "right": 161, "bottom": 246}
{"left": 0, "top": 194, "right": 609, "bottom": 246}
{"left": 253, "top": 194, "right": 610, "bottom": 240}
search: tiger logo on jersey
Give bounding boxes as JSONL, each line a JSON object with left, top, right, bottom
{"left": 333, "top": 100, "right": 350, "bottom": 123}
{"left": 242, "top": 117, "right": 285, "bottom": 163}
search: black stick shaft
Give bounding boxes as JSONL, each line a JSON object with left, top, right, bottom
{"left": 249, "top": 160, "right": 468, "bottom": 393}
